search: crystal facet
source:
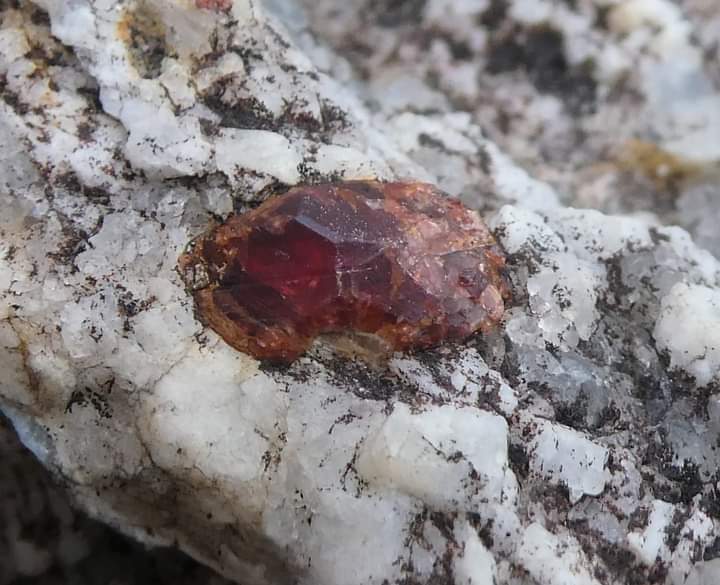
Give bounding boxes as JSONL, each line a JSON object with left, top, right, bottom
{"left": 179, "top": 181, "right": 511, "bottom": 361}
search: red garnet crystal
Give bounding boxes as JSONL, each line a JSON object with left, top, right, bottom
{"left": 179, "top": 181, "right": 511, "bottom": 362}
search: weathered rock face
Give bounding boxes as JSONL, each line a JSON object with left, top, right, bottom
{"left": 2, "top": 1, "right": 720, "bottom": 585}
{"left": 179, "top": 181, "right": 509, "bottom": 361}
{"left": 0, "top": 414, "right": 232, "bottom": 585}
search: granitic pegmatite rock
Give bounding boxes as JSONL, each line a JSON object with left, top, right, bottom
{"left": 2, "top": 1, "right": 720, "bottom": 585}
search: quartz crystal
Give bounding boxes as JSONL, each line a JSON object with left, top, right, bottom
{"left": 179, "top": 181, "right": 510, "bottom": 360}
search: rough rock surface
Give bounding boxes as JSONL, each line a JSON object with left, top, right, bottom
{"left": 0, "top": 413, "right": 233, "bottom": 585}
{"left": 1, "top": 1, "right": 720, "bottom": 585}
{"left": 301, "top": 0, "right": 720, "bottom": 254}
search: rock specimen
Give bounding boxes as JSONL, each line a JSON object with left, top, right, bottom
{"left": 3, "top": 0, "right": 720, "bottom": 585}
{"left": 179, "top": 181, "right": 510, "bottom": 361}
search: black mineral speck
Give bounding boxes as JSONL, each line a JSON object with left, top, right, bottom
{"left": 487, "top": 24, "right": 597, "bottom": 115}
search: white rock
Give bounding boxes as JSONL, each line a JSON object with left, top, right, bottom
{"left": 125, "top": 113, "right": 214, "bottom": 178}
{"left": 0, "top": 246, "right": 13, "bottom": 302}
{"left": 684, "top": 559, "right": 720, "bottom": 585}
{"left": 518, "top": 523, "right": 601, "bottom": 585}
{"left": 527, "top": 253, "right": 606, "bottom": 349}
{"left": 3, "top": 0, "right": 720, "bottom": 583}
{"left": 0, "top": 322, "right": 34, "bottom": 407}
{"left": 627, "top": 499, "right": 675, "bottom": 565}
{"left": 357, "top": 402, "right": 511, "bottom": 510}
{"left": 528, "top": 418, "right": 610, "bottom": 504}
{"left": 0, "top": 28, "right": 30, "bottom": 66}
{"left": 668, "top": 508, "right": 716, "bottom": 585}
{"left": 453, "top": 521, "right": 497, "bottom": 585}
{"left": 484, "top": 143, "right": 560, "bottom": 211}
{"left": 215, "top": 129, "right": 302, "bottom": 185}
{"left": 141, "top": 343, "right": 286, "bottom": 489}
{"left": 159, "top": 59, "right": 197, "bottom": 111}
{"left": 488, "top": 206, "right": 563, "bottom": 255}
{"left": 549, "top": 208, "right": 653, "bottom": 262}
{"left": 311, "top": 143, "right": 387, "bottom": 180}
{"left": 654, "top": 282, "right": 720, "bottom": 386}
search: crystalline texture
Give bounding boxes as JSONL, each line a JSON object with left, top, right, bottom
{"left": 179, "top": 181, "right": 510, "bottom": 361}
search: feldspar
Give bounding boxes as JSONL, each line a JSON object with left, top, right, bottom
{"left": 180, "top": 181, "right": 510, "bottom": 361}
{"left": 3, "top": 0, "right": 720, "bottom": 585}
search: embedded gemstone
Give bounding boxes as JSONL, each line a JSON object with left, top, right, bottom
{"left": 179, "top": 181, "right": 511, "bottom": 361}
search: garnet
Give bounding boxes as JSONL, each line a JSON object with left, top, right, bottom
{"left": 179, "top": 181, "right": 511, "bottom": 361}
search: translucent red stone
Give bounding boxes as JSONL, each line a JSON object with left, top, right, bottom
{"left": 179, "top": 181, "right": 511, "bottom": 361}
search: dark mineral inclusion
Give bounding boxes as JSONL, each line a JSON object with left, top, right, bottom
{"left": 179, "top": 181, "right": 511, "bottom": 361}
